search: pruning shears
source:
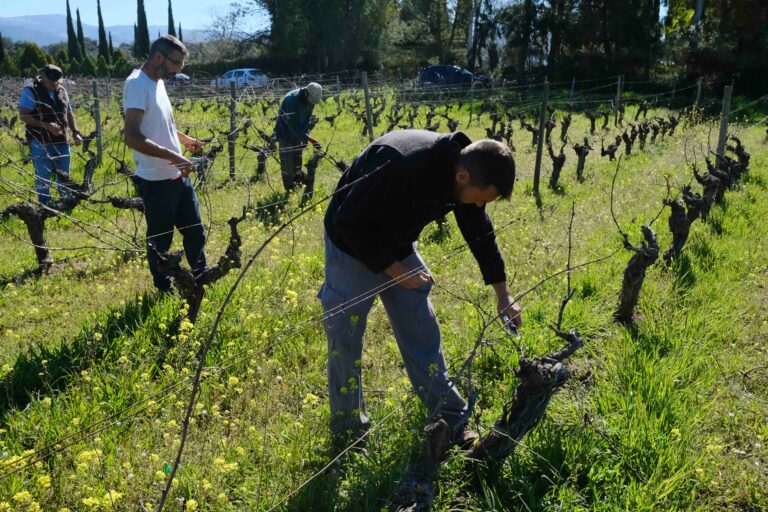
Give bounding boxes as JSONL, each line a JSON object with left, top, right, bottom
{"left": 501, "top": 313, "right": 522, "bottom": 341}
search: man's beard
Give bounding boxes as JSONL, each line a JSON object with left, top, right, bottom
{"left": 158, "top": 64, "right": 174, "bottom": 80}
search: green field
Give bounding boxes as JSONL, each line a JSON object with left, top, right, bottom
{"left": 0, "top": 84, "right": 766, "bottom": 511}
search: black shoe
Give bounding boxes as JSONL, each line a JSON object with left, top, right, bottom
{"left": 451, "top": 426, "right": 479, "bottom": 451}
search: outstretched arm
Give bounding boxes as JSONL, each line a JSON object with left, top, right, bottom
{"left": 492, "top": 281, "right": 522, "bottom": 328}
{"left": 124, "top": 108, "right": 194, "bottom": 176}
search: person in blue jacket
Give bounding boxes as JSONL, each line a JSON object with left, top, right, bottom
{"left": 274, "top": 82, "right": 323, "bottom": 191}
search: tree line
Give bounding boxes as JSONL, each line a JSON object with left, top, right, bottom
{"left": 0, "top": 0, "right": 765, "bottom": 95}
{"left": 239, "top": 0, "right": 765, "bottom": 92}
{"left": 0, "top": 0, "right": 182, "bottom": 78}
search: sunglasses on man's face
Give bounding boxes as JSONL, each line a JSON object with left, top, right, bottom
{"left": 161, "top": 52, "right": 185, "bottom": 69}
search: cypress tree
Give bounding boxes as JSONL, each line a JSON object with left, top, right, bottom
{"left": 109, "top": 32, "right": 114, "bottom": 58}
{"left": 0, "top": 32, "right": 5, "bottom": 62}
{"left": 96, "top": 55, "right": 109, "bottom": 76}
{"left": 68, "top": 58, "right": 80, "bottom": 76}
{"left": 136, "top": 0, "right": 151, "bottom": 58}
{"left": 97, "top": 0, "right": 109, "bottom": 62}
{"left": 66, "top": 0, "right": 81, "bottom": 61}
{"left": 168, "top": 0, "right": 177, "bottom": 37}
{"left": 76, "top": 8, "right": 86, "bottom": 57}
{"left": 133, "top": 24, "right": 138, "bottom": 57}
{"left": 178, "top": 24, "right": 183, "bottom": 43}
{"left": 80, "top": 55, "right": 96, "bottom": 77}
{"left": 56, "top": 49, "right": 69, "bottom": 65}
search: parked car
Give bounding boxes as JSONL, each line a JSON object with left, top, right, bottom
{"left": 210, "top": 68, "right": 268, "bottom": 88}
{"left": 418, "top": 65, "right": 491, "bottom": 88}
{"left": 166, "top": 73, "right": 190, "bottom": 87}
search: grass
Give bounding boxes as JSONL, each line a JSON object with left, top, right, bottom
{"left": 0, "top": 85, "right": 766, "bottom": 510}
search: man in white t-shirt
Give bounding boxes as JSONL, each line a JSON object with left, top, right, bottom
{"left": 123, "top": 35, "right": 207, "bottom": 292}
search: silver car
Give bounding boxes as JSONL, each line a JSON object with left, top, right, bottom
{"left": 210, "top": 68, "right": 268, "bottom": 88}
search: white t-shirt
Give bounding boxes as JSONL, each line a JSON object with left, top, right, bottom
{"left": 123, "top": 68, "right": 182, "bottom": 180}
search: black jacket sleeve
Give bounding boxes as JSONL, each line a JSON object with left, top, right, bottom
{"left": 454, "top": 203, "right": 507, "bottom": 284}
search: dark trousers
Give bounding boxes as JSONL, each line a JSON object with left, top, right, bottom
{"left": 134, "top": 176, "right": 207, "bottom": 291}
{"left": 278, "top": 143, "right": 303, "bottom": 191}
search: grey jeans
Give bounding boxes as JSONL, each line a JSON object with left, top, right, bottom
{"left": 318, "top": 234, "right": 467, "bottom": 436}
{"left": 278, "top": 143, "right": 302, "bottom": 191}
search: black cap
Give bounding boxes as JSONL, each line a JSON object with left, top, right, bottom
{"left": 41, "top": 64, "right": 63, "bottom": 81}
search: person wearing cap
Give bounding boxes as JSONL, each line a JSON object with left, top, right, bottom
{"left": 122, "top": 35, "right": 208, "bottom": 293}
{"left": 319, "top": 129, "right": 522, "bottom": 449}
{"left": 273, "top": 82, "right": 323, "bottom": 192}
{"left": 19, "top": 64, "right": 83, "bottom": 205}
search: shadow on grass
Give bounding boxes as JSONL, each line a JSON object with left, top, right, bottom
{"left": 688, "top": 235, "right": 716, "bottom": 271}
{"left": 283, "top": 437, "right": 412, "bottom": 511}
{"left": 703, "top": 214, "right": 724, "bottom": 236}
{"left": 0, "top": 265, "right": 47, "bottom": 289}
{"left": 464, "top": 421, "right": 591, "bottom": 511}
{"left": 251, "top": 190, "right": 290, "bottom": 227}
{"left": 671, "top": 252, "right": 697, "bottom": 293}
{"left": 0, "top": 292, "right": 161, "bottom": 420}
{"left": 281, "top": 447, "right": 345, "bottom": 512}
{"left": 615, "top": 316, "right": 640, "bottom": 339}
{"left": 550, "top": 184, "right": 567, "bottom": 196}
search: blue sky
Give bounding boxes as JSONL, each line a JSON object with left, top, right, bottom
{"left": 2, "top": 0, "right": 267, "bottom": 31}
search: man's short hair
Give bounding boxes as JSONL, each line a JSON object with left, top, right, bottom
{"left": 150, "top": 35, "right": 188, "bottom": 58}
{"left": 457, "top": 140, "right": 516, "bottom": 199}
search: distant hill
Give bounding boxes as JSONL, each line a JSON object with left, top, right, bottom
{"left": 0, "top": 14, "right": 205, "bottom": 47}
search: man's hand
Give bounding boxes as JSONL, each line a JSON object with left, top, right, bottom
{"left": 182, "top": 138, "right": 204, "bottom": 154}
{"left": 169, "top": 153, "right": 195, "bottom": 177}
{"left": 307, "top": 136, "right": 323, "bottom": 154}
{"left": 385, "top": 260, "right": 432, "bottom": 289}
{"left": 44, "top": 122, "right": 63, "bottom": 137}
{"left": 492, "top": 282, "right": 522, "bottom": 329}
{"left": 71, "top": 130, "right": 83, "bottom": 146}
{"left": 177, "top": 131, "right": 205, "bottom": 154}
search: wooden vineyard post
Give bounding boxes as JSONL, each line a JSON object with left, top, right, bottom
{"left": 694, "top": 77, "right": 702, "bottom": 108}
{"left": 533, "top": 78, "right": 549, "bottom": 196}
{"left": 570, "top": 75, "right": 576, "bottom": 101}
{"left": 91, "top": 80, "right": 102, "bottom": 166}
{"left": 614, "top": 74, "right": 623, "bottom": 125}
{"left": 361, "top": 71, "right": 374, "bottom": 143}
{"left": 229, "top": 80, "right": 236, "bottom": 179}
{"left": 716, "top": 85, "right": 733, "bottom": 164}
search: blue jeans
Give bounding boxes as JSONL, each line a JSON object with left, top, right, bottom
{"left": 29, "top": 140, "right": 71, "bottom": 205}
{"left": 318, "top": 234, "right": 467, "bottom": 436}
{"left": 133, "top": 176, "right": 207, "bottom": 291}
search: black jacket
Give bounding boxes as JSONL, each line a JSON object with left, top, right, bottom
{"left": 324, "top": 130, "right": 506, "bottom": 284}
{"left": 24, "top": 78, "right": 69, "bottom": 144}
